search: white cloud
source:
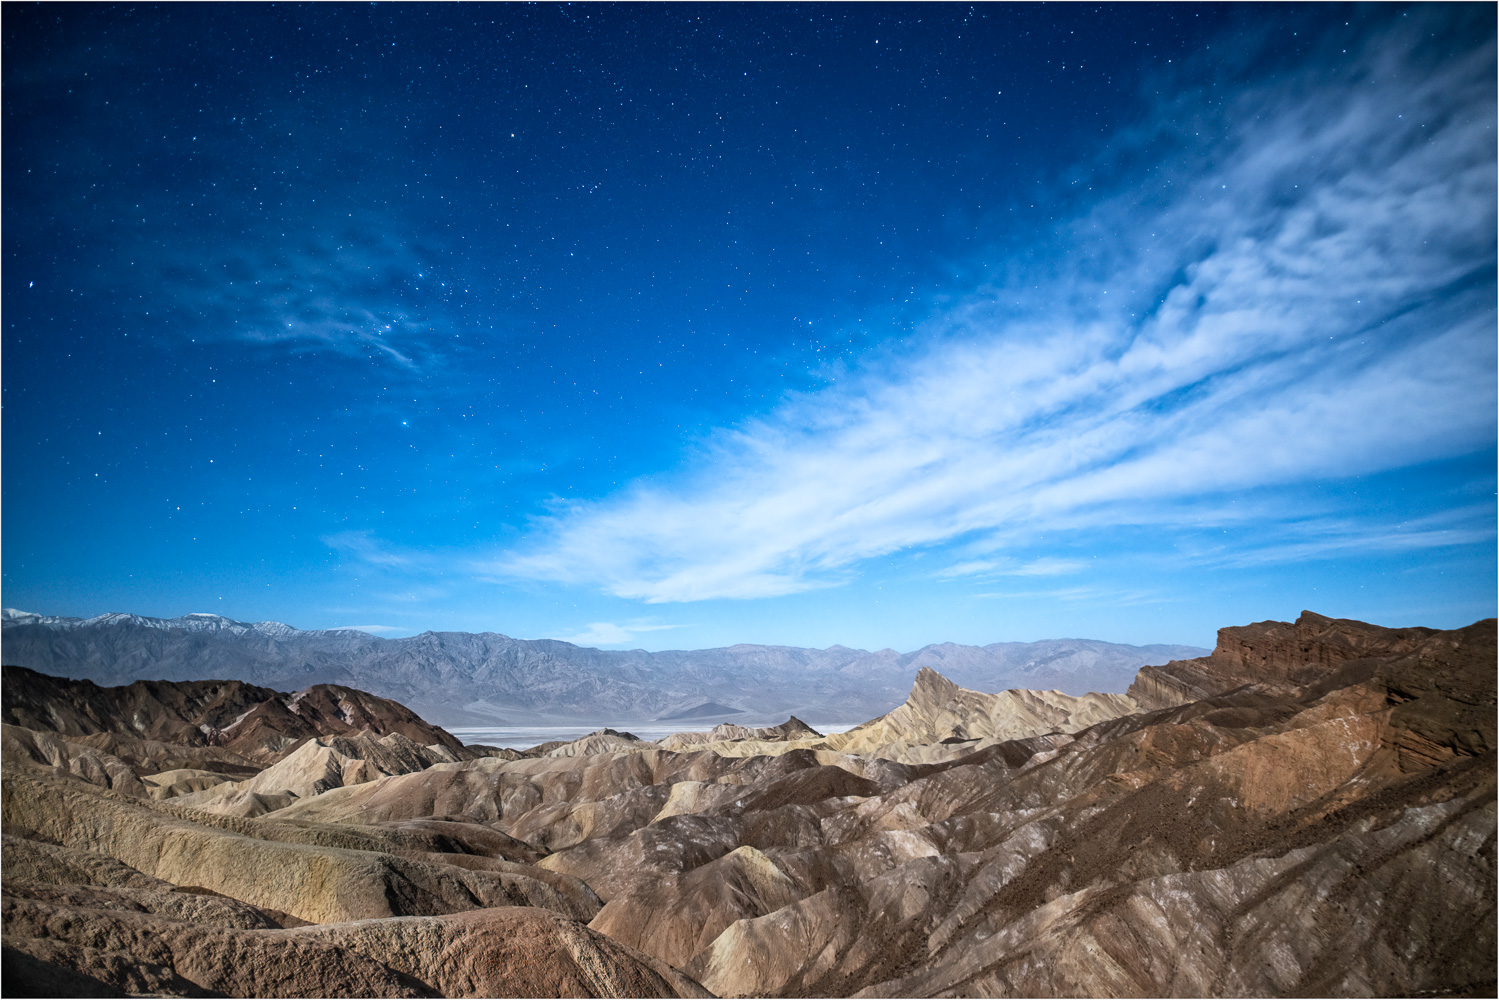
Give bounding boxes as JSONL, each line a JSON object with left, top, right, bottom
{"left": 549, "top": 620, "right": 686, "bottom": 647}
{"left": 974, "top": 585, "right": 1169, "bottom": 608}
{"left": 1207, "top": 506, "right": 1498, "bottom": 569}
{"left": 496, "top": 20, "right": 1496, "bottom": 603}
{"left": 940, "top": 557, "right": 1089, "bottom": 579}
{"left": 325, "top": 624, "right": 406, "bottom": 635}
{"left": 323, "top": 530, "right": 419, "bottom": 569}
{"left": 169, "top": 223, "right": 451, "bottom": 369}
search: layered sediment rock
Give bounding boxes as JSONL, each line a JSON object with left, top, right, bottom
{"left": 1127, "top": 609, "right": 1438, "bottom": 709}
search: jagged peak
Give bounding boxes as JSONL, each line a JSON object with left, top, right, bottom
{"left": 910, "top": 665, "right": 960, "bottom": 701}
{"left": 779, "top": 715, "right": 822, "bottom": 737}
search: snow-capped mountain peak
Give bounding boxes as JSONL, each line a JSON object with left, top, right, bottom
{"left": 2, "top": 609, "right": 302, "bottom": 638}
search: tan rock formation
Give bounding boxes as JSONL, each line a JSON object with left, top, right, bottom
{"left": 2, "top": 834, "right": 172, "bottom": 890}
{"left": 2, "top": 724, "right": 147, "bottom": 796}
{"left": 1, "top": 771, "right": 598, "bottom": 925}
{"left": 167, "top": 730, "right": 468, "bottom": 816}
{"left": 3, "top": 894, "right": 709, "bottom": 997}
{"left": 139, "top": 767, "right": 238, "bottom": 799}
{"left": 539, "top": 728, "right": 649, "bottom": 757}
{"left": 825, "top": 666, "right": 1139, "bottom": 756}
{"left": 654, "top": 669, "right": 1137, "bottom": 764}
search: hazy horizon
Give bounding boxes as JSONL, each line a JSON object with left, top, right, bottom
{"left": 4, "top": 605, "right": 1220, "bottom": 657}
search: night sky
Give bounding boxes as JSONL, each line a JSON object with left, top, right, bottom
{"left": 4, "top": 3, "right": 1495, "bottom": 650}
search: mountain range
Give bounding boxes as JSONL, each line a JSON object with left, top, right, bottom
{"left": 0, "top": 609, "right": 1207, "bottom": 726}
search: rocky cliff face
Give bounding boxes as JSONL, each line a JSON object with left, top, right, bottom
{"left": 1127, "top": 609, "right": 1441, "bottom": 709}
{"left": 3, "top": 611, "right": 1493, "bottom": 998}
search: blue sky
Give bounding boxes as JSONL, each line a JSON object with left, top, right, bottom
{"left": 4, "top": 4, "right": 1494, "bottom": 650}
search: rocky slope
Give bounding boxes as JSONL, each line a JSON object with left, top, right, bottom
{"left": 1, "top": 608, "right": 1206, "bottom": 726}
{"left": 2, "top": 610, "right": 1493, "bottom": 998}
{"left": 2, "top": 666, "right": 467, "bottom": 764}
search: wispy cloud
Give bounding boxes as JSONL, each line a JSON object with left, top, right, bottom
{"left": 939, "top": 557, "right": 1089, "bottom": 580}
{"left": 322, "top": 530, "right": 419, "bottom": 568}
{"left": 171, "top": 225, "right": 456, "bottom": 369}
{"left": 496, "top": 17, "right": 1495, "bottom": 603}
{"left": 1206, "top": 506, "right": 1497, "bottom": 569}
{"left": 549, "top": 620, "right": 686, "bottom": 647}
{"left": 325, "top": 624, "right": 406, "bottom": 635}
{"left": 974, "top": 585, "right": 1170, "bottom": 608}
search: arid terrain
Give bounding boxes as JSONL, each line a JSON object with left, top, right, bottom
{"left": 2, "top": 610, "right": 1494, "bottom": 998}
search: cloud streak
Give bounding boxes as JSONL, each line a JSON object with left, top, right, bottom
{"left": 497, "top": 16, "right": 1496, "bottom": 603}
{"left": 325, "top": 624, "right": 406, "bottom": 635}
{"left": 1205, "top": 505, "right": 1497, "bottom": 570}
{"left": 323, "top": 530, "right": 421, "bottom": 569}
{"left": 938, "top": 557, "right": 1089, "bottom": 580}
{"left": 550, "top": 620, "right": 687, "bottom": 647}
{"left": 171, "top": 225, "right": 456, "bottom": 369}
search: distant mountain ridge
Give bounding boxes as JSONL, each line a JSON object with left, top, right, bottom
{"left": 3, "top": 609, "right": 315, "bottom": 637}
{"left": 0, "top": 608, "right": 1208, "bottom": 727}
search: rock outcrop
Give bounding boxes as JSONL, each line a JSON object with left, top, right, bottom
{"left": 1127, "top": 609, "right": 1438, "bottom": 709}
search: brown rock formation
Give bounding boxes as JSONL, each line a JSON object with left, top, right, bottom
{"left": 1, "top": 666, "right": 466, "bottom": 764}
{"left": 1127, "top": 609, "right": 1439, "bottom": 709}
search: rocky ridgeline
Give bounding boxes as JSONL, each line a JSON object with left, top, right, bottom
{"left": 2, "top": 610, "right": 1494, "bottom": 998}
{"left": 1, "top": 667, "right": 469, "bottom": 765}
{"left": 1126, "top": 610, "right": 1441, "bottom": 708}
